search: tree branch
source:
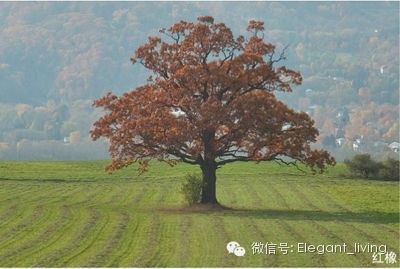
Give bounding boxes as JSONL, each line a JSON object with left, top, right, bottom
{"left": 269, "top": 44, "right": 289, "bottom": 64}
{"left": 180, "top": 157, "right": 199, "bottom": 165}
{"left": 167, "top": 147, "right": 198, "bottom": 165}
{"left": 274, "top": 157, "right": 307, "bottom": 174}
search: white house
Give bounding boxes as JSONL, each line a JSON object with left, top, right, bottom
{"left": 389, "top": 142, "right": 400, "bottom": 153}
{"left": 336, "top": 137, "right": 346, "bottom": 147}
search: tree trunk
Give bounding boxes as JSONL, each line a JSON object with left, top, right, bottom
{"left": 200, "top": 159, "right": 218, "bottom": 204}
{"left": 200, "top": 128, "right": 219, "bottom": 204}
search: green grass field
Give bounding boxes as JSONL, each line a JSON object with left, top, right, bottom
{"left": 0, "top": 160, "right": 398, "bottom": 267}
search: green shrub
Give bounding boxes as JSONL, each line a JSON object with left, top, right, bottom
{"left": 344, "top": 154, "right": 382, "bottom": 178}
{"left": 379, "top": 158, "right": 400, "bottom": 181}
{"left": 345, "top": 154, "right": 400, "bottom": 181}
{"left": 180, "top": 173, "right": 204, "bottom": 205}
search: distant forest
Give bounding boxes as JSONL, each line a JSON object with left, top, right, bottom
{"left": 0, "top": 1, "right": 398, "bottom": 161}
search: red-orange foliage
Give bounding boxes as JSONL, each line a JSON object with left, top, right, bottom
{"left": 91, "top": 16, "right": 335, "bottom": 204}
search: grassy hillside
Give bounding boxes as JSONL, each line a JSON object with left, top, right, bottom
{"left": 0, "top": 161, "right": 398, "bottom": 267}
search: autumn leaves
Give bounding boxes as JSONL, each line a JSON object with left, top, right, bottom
{"left": 90, "top": 16, "right": 335, "bottom": 186}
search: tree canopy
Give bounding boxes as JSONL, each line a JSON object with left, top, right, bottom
{"left": 91, "top": 16, "right": 336, "bottom": 204}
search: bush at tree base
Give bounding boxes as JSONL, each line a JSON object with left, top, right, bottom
{"left": 180, "top": 173, "right": 204, "bottom": 205}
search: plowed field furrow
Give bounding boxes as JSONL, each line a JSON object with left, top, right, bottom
{"left": 189, "top": 215, "right": 225, "bottom": 267}
{"left": 0, "top": 205, "right": 46, "bottom": 255}
{"left": 0, "top": 212, "right": 62, "bottom": 265}
{"left": 0, "top": 185, "right": 30, "bottom": 203}
{"left": 24, "top": 205, "right": 74, "bottom": 266}
{"left": 0, "top": 205, "right": 37, "bottom": 244}
{"left": 181, "top": 215, "right": 206, "bottom": 267}
{"left": 59, "top": 207, "right": 110, "bottom": 267}
{"left": 266, "top": 183, "right": 291, "bottom": 210}
{"left": 33, "top": 206, "right": 100, "bottom": 267}
{"left": 130, "top": 213, "right": 162, "bottom": 267}
{"left": 219, "top": 215, "right": 271, "bottom": 267}
{"left": 0, "top": 204, "right": 18, "bottom": 227}
{"left": 300, "top": 184, "right": 347, "bottom": 212}
{"left": 80, "top": 210, "right": 129, "bottom": 267}
{"left": 218, "top": 185, "right": 240, "bottom": 207}
{"left": 12, "top": 185, "right": 60, "bottom": 204}
{"left": 131, "top": 187, "right": 149, "bottom": 206}
{"left": 173, "top": 215, "right": 192, "bottom": 266}
{"left": 145, "top": 216, "right": 178, "bottom": 267}
{"left": 103, "top": 185, "right": 129, "bottom": 205}
{"left": 288, "top": 184, "right": 325, "bottom": 211}
{"left": 3, "top": 205, "right": 72, "bottom": 266}
{"left": 106, "top": 211, "right": 139, "bottom": 267}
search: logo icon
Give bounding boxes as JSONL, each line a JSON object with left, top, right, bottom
{"left": 227, "top": 241, "right": 246, "bottom": 257}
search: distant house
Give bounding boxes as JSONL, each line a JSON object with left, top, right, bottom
{"left": 352, "top": 138, "right": 364, "bottom": 152}
{"left": 63, "top": 137, "right": 70, "bottom": 144}
{"left": 352, "top": 142, "right": 359, "bottom": 151}
{"left": 336, "top": 137, "right": 346, "bottom": 147}
{"left": 389, "top": 142, "right": 399, "bottom": 153}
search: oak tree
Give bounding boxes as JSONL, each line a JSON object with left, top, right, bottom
{"left": 90, "top": 16, "right": 335, "bottom": 205}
